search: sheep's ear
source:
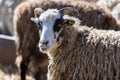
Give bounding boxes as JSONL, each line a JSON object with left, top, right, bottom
{"left": 31, "top": 17, "right": 39, "bottom": 24}
{"left": 63, "top": 19, "right": 75, "bottom": 28}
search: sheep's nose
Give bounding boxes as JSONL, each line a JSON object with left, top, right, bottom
{"left": 40, "top": 40, "right": 49, "bottom": 46}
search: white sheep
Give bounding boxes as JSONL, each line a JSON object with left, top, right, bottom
{"left": 96, "top": 0, "right": 120, "bottom": 10}
{"left": 112, "top": 3, "right": 120, "bottom": 20}
{"left": 31, "top": 7, "right": 120, "bottom": 80}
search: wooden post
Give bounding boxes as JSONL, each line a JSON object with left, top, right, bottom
{"left": 0, "top": 34, "right": 16, "bottom": 64}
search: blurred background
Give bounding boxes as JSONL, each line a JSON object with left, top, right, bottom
{"left": 0, "top": 0, "right": 120, "bottom": 80}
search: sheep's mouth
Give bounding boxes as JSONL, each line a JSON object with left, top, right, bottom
{"left": 40, "top": 46, "right": 49, "bottom": 53}
{"left": 41, "top": 47, "right": 47, "bottom": 51}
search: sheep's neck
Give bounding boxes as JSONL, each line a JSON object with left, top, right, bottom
{"left": 49, "top": 27, "right": 78, "bottom": 59}
{"left": 49, "top": 26, "right": 92, "bottom": 59}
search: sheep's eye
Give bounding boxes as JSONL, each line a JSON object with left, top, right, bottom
{"left": 53, "top": 19, "right": 63, "bottom": 32}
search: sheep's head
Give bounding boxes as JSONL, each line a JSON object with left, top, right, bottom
{"left": 31, "top": 7, "right": 79, "bottom": 53}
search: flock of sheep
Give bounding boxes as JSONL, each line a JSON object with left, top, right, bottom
{"left": 12, "top": 0, "right": 120, "bottom": 80}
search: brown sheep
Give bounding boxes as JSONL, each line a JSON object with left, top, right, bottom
{"left": 68, "top": 0, "right": 120, "bottom": 30}
{"left": 31, "top": 8, "right": 120, "bottom": 80}
{"left": 43, "top": 0, "right": 120, "bottom": 30}
{"left": 13, "top": 0, "right": 49, "bottom": 80}
{"left": 13, "top": 0, "right": 120, "bottom": 80}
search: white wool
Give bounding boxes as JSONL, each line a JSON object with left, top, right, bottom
{"left": 40, "top": 9, "right": 61, "bottom": 23}
{"left": 112, "top": 3, "right": 120, "bottom": 20}
{"left": 97, "top": 0, "right": 120, "bottom": 10}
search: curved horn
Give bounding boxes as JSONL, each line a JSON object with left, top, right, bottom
{"left": 34, "top": 8, "right": 44, "bottom": 18}
{"left": 59, "top": 7, "right": 79, "bottom": 17}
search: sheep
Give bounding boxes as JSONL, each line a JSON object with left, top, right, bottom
{"left": 13, "top": 0, "right": 49, "bottom": 80}
{"left": 31, "top": 7, "right": 120, "bottom": 80}
{"left": 96, "top": 0, "right": 120, "bottom": 27}
{"left": 112, "top": 3, "right": 120, "bottom": 20}
{"left": 55, "top": 0, "right": 120, "bottom": 30}
{"left": 13, "top": 0, "right": 120, "bottom": 80}
{"left": 96, "top": 0, "right": 120, "bottom": 10}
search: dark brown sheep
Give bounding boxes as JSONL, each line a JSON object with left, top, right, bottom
{"left": 13, "top": 0, "right": 49, "bottom": 80}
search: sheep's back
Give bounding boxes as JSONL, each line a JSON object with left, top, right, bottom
{"left": 48, "top": 26, "right": 120, "bottom": 80}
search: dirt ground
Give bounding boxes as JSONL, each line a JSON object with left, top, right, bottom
{"left": 0, "top": 63, "right": 34, "bottom": 80}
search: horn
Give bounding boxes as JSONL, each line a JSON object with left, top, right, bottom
{"left": 59, "top": 7, "right": 79, "bottom": 17}
{"left": 34, "top": 8, "right": 44, "bottom": 18}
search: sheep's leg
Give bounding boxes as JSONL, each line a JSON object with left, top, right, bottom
{"left": 34, "top": 69, "right": 41, "bottom": 80}
{"left": 34, "top": 67, "right": 47, "bottom": 80}
{"left": 20, "top": 61, "right": 28, "bottom": 80}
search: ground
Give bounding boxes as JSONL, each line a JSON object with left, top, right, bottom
{"left": 0, "top": 63, "right": 34, "bottom": 80}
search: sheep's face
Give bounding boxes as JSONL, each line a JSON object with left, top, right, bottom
{"left": 31, "top": 8, "right": 75, "bottom": 54}
{"left": 31, "top": 9, "right": 63, "bottom": 53}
